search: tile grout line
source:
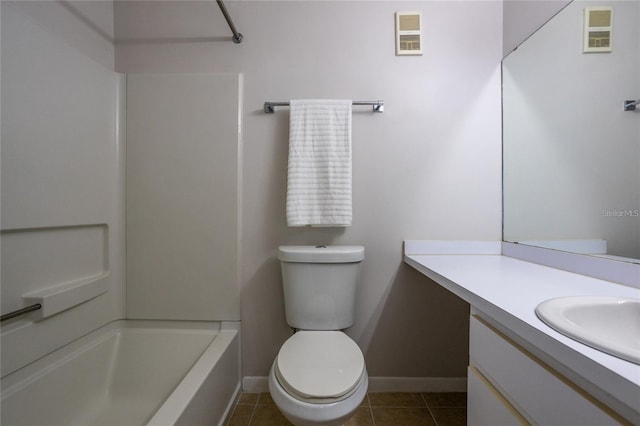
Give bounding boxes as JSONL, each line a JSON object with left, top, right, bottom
{"left": 365, "top": 393, "right": 376, "bottom": 426}
{"left": 421, "top": 392, "right": 439, "bottom": 426}
{"left": 246, "top": 400, "right": 257, "bottom": 426}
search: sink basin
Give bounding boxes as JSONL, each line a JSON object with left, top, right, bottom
{"left": 536, "top": 296, "right": 640, "bottom": 364}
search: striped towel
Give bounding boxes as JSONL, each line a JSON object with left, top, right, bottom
{"left": 286, "top": 99, "right": 352, "bottom": 227}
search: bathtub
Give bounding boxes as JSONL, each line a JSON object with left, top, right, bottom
{"left": 0, "top": 320, "right": 241, "bottom": 426}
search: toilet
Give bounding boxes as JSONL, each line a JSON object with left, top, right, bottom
{"left": 268, "top": 245, "right": 368, "bottom": 426}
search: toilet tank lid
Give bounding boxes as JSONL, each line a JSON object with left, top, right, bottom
{"left": 278, "top": 246, "right": 364, "bottom": 263}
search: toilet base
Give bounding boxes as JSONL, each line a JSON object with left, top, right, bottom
{"left": 268, "top": 362, "right": 368, "bottom": 426}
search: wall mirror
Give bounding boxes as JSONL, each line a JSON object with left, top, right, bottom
{"left": 503, "top": 0, "right": 639, "bottom": 263}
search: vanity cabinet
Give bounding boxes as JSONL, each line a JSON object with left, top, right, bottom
{"left": 468, "top": 311, "right": 625, "bottom": 426}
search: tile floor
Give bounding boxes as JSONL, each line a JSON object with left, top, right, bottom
{"left": 227, "top": 392, "right": 467, "bottom": 426}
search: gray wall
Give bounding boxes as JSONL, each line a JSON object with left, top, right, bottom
{"left": 116, "top": 1, "right": 503, "bottom": 384}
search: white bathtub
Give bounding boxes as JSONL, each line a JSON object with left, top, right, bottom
{"left": 0, "top": 320, "right": 241, "bottom": 426}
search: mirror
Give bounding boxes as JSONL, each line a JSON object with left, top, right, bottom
{"left": 503, "top": 0, "right": 640, "bottom": 263}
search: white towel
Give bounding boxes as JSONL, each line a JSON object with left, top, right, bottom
{"left": 286, "top": 99, "right": 353, "bottom": 227}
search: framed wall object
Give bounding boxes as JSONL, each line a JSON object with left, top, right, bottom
{"left": 583, "top": 7, "right": 613, "bottom": 53}
{"left": 396, "top": 12, "right": 422, "bottom": 56}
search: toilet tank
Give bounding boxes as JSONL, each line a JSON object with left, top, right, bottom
{"left": 278, "top": 246, "right": 364, "bottom": 330}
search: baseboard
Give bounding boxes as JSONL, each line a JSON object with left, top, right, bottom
{"left": 367, "top": 377, "right": 467, "bottom": 393}
{"left": 242, "top": 376, "right": 270, "bottom": 393}
{"left": 242, "top": 376, "right": 467, "bottom": 393}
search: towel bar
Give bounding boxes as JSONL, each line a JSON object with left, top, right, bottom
{"left": 264, "top": 100, "right": 384, "bottom": 113}
{"left": 624, "top": 99, "right": 639, "bottom": 111}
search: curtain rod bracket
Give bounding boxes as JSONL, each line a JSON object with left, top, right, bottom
{"left": 217, "top": 0, "right": 243, "bottom": 44}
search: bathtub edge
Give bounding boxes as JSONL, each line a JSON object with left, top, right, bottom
{"left": 146, "top": 322, "right": 241, "bottom": 426}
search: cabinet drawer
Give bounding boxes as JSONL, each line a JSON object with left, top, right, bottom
{"left": 470, "top": 315, "right": 622, "bottom": 425}
{"left": 468, "top": 366, "right": 528, "bottom": 425}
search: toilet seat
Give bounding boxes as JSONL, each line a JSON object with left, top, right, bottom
{"left": 275, "top": 331, "right": 365, "bottom": 404}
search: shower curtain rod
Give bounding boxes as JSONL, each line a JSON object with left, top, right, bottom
{"left": 264, "top": 100, "right": 385, "bottom": 113}
{"left": 217, "top": 0, "right": 243, "bottom": 44}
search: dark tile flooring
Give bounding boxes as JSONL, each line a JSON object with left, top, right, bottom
{"left": 227, "top": 392, "right": 467, "bottom": 426}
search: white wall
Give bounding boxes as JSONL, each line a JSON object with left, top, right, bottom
{"left": 1, "top": 1, "right": 123, "bottom": 376}
{"left": 115, "top": 0, "right": 503, "bottom": 384}
{"left": 503, "top": 0, "right": 640, "bottom": 259}
{"left": 126, "top": 73, "right": 241, "bottom": 321}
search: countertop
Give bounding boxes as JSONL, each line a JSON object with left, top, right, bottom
{"left": 403, "top": 242, "right": 640, "bottom": 422}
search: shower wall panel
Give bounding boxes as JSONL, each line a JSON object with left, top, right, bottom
{"left": 1, "top": 1, "right": 124, "bottom": 377}
{"left": 125, "top": 73, "right": 241, "bottom": 321}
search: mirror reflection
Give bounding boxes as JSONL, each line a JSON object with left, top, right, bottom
{"left": 503, "top": 0, "right": 640, "bottom": 263}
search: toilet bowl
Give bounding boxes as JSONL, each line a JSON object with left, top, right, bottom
{"left": 268, "top": 331, "right": 368, "bottom": 426}
{"left": 270, "top": 245, "right": 368, "bottom": 426}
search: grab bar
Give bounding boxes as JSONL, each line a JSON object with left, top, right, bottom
{"left": 1, "top": 303, "right": 42, "bottom": 322}
{"left": 624, "top": 99, "right": 639, "bottom": 111}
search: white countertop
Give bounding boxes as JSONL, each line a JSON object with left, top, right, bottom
{"left": 404, "top": 243, "right": 640, "bottom": 422}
